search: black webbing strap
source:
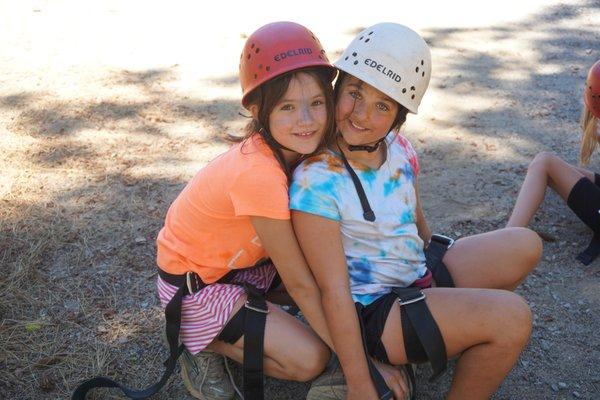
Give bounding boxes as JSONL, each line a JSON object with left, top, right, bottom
{"left": 355, "top": 303, "right": 393, "bottom": 400}
{"left": 425, "top": 236, "right": 455, "bottom": 288}
{"left": 338, "top": 144, "right": 376, "bottom": 222}
{"left": 242, "top": 283, "right": 269, "bottom": 400}
{"left": 72, "top": 272, "right": 195, "bottom": 399}
{"left": 391, "top": 287, "right": 448, "bottom": 382}
{"left": 577, "top": 234, "right": 600, "bottom": 265}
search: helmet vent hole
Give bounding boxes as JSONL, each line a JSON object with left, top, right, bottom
{"left": 254, "top": 74, "right": 257, "bottom": 79}
{"left": 266, "top": 66, "right": 270, "bottom": 71}
{"left": 345, "top": 56, "right": 349, "bottom": 61}
{"left": 247, "top": 54, "right": 251, "bottom": 59}
{"left": 353, "top": 60, "right": 358, "bottom": 65}
{"left": 410, "top": 86, "right": 415, "bottom": 91}
{"left": 352, "top": 52, "right": 357, "bottom": 57}
{"left": 411, "top": 94, "right": 415, "bottom": 99}
{"left": 368, "top": 31, "right": 373, "bottom": 35}
{"left": 422, "top": 71, "right": 425, "bottom": 77}
{"left": 258, "top": 64, "right": 263, "bottom": 69}
{"left": 359, "top": 36, "right": 364, "bottom": 40}
{"left": 255, "top": 48, "right": 260, "bottom": 54}
{"left": 416, "top": 67, "right": 419, "bottom": 73}
{"left": 402, "top": 88, "right": 406, "bottom": 93}
{"left": 251, "top": 43, "right": 255, "bottom": 49}
{"left": 365, "top": 38, "right": 370, "bottom": 43}
{"left": 421, "top": 60, "right": 424, "bottom": 65}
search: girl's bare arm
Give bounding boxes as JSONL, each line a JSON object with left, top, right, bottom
{"left": 251, "top": 216, "right": 333, "bottom": 349}
{"left": 414, "top": 178, "right": 432, "bottom": 245}
{"left": 291, "top": 210, "right": 379, "bottom": 400}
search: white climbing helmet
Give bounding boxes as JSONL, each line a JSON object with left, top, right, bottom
{"left": 334, "top": 23, "right": 431, "bottom": 114}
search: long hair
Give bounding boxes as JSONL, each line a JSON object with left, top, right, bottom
{"left": 332, "top": 71, "right": 409, "bottom": 147}
{"left": 233, "top": 67, "right": 336, "bottom": 179}
{"left": 580, "top": 105, "right": 598, "bottom": 166}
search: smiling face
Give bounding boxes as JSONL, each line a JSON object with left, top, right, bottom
{"left": 265, "top": 72, "right": 329, "bottom": 162}
{"left": 335, "top": 74, "right": 399, "bottom": 148}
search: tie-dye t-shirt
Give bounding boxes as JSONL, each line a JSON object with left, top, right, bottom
{"left": 290, "top": 133, "right": 427, "bottom": 305}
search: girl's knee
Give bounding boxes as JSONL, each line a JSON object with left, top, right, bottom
{"left": 530, "top": 151, "right": 557, "bottom": 169}
{"left": 494, "top": 292, "right": 532, "bottom": 347}
{"left": 508, "top": 227, "right": 543, "bottom": 264}
{"left": 288, "top": 343, "right": 330, "bottom": 382}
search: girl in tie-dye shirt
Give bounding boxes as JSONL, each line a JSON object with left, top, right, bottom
{"left": 291, "top": 23, "right": 542, "bottom": 400}
{"left": 291, "top": 133, "right": 425, "bottom": 305}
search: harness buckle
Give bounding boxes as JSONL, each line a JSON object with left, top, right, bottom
{"left": 397, "top": 291, "right": 426, "bottom": 306}
{"left": 431, "top": 234, "right": 455, "bottom": 249}
{"left": 185, "top": 271, "right": 197, "bottom": 294}
{"left": 245, "top": 301, "right": 269, "bottom": 314}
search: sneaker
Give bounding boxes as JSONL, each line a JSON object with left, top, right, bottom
{"left": 179, "top": 349, "right": 235, "bottom": 400}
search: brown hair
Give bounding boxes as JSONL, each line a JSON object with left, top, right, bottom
{"left": 234, "top": 67, "right": 336, "bottom": 179}
{"left": 580, "top": 105, "right": 598, "bottom": 166}
{"left": 332, "top": 71, "right": 409, "bottom": 146}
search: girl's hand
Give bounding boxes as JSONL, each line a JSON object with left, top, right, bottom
{"left": 347, "top": 382, "right": 380, "bottom": 400}
{"left": 372, "top": 359, "right": 411, "bottom": 400}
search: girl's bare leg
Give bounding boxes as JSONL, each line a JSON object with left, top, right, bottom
{"left": 208, "top": 295, "right": 330, "bottom": 382}
{"left": 442, "top": 227, "right": 542, "bottom": 290}
{"left": 381, "top": 288, "right": 532, "bottom": 400}
{"left": 507, "top": 152, "right": 594, "bottom": 227}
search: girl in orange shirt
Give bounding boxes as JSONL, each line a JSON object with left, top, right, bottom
{"left": 74, "top": 21, "right": 337, "bottom": 400}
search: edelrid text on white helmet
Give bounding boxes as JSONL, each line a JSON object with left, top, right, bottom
{"left": 334, "top": 23, "right": 431, "bottom": 114}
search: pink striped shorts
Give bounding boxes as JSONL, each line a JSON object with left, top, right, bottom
{"left": 156, "top": 262, "right": 277, "bottom": 355}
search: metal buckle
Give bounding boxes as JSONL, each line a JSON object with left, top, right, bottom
{"left": 431, "top": 234, "right": 455, "bottom": 249}
{"left": 397, "top": 291, "right": 426, "bottom": 306}
{"left": 185, "top": 271, "right": 195, "bottom": 294}
{"left": 245, "top": 301, "right": 269, "bottom": 314}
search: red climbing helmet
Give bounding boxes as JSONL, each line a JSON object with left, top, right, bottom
{"left": 239, "top": 21, "right": 335, "bottom": 109}
{"left": 584, "top": 59, "right": 600, "bottom": 118}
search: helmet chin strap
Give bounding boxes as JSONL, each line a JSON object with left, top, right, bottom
{"left": 346, "top": 132, "right": 389, "bottom": 153}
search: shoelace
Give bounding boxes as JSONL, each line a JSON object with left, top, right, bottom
{"left": 191, "top": 351, "right": 243, "bottom": 399}
{"left": 224, "top": 356, "right": 244, "bottom": 399}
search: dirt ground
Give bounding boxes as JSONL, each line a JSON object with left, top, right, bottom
{"left": 1, "top": 1, "right": 599, "bottom": 399}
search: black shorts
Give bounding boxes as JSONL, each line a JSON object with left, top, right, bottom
{"left": 361, "top": 241, "right": 454, "bottom": 364}
{"left": 567, "top": 176, "right": 600, "bottom": 235}
{"left": 362, "top": 293, "right": 429, "bottom": 365}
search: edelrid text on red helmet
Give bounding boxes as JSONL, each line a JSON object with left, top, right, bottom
{"left": 584, "top": 60, "right": 600, "bottom": 119}
{"left": 239, "top": 21, "right": 335, "bottom": 109}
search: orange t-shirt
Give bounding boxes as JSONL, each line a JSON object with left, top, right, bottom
{"left": 156, "top": 135, "right": 290, "bottom": 283}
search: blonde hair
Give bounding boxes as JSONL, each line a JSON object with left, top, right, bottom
{"left": 580, "top": 105, "right": 598, "bottom": 166}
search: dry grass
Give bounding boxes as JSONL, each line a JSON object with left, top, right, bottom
{"left": 0, "top": 68, "right": 238, "bottom": 398}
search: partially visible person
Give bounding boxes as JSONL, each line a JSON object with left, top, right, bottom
{"left": 508, "top": 59, "right": 600, "bottom": 265}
